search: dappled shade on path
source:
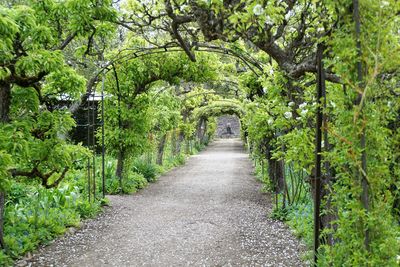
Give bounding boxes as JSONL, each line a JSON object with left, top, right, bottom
{"left": 21, "top": 139, "right": 303, "bottom": 266}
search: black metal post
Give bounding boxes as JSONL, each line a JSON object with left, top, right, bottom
{"left": 101, "top": 67, "right": 106, "bottom": 199}
{"left": 87, "top": 92, "right": 91, "bottom": 202}
{"left": 314, "top": 43, "right": 325, "bottom": 265}
{"left": 353, "top": 0, "right": 369, "bottom": 250}
{"left": 92, "top": 90, "right": 96, "bottom": 200}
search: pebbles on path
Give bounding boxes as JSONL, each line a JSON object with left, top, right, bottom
{"left": 17, "top": 139, "right": 304, "bottom": 267}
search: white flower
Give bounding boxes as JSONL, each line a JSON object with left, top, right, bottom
{"left": 300, "top": 109, "right": 308, "bottom": 116}
{"left": 285, "top": 10, "right": 294, "bottom": 21}
{"left": 381, "top": 1, "right": 389, "bottom": 8}
{"left": 299, "top": 102, "right": 307, "bottom": 109}
{"left": 262, "top": 87, "right": 267, "bottom": 93}
{"left": 265, "top": 15, "right": 273, "bottom": 24}
{"left": 330, "top": 101, "right": 337, "bottom": 108}
{"left": 284, "top": 111, "right": 292, "bottom": 119}
{"left": 180, "top": 5, "right": 187, "bottom": 12}
{"left": 396, "top": 255, "right": 400, "bottom": 264}
{"left": 253, "top": 4, "right": 264, "bottom": 16}
{"left": 269, "top": 68, "right": 274, "bottom": 75}
{"left": 288, "top": 101, "right": 295, "bottom": 107}
{"left": 268, "top": 118, "right": 274, "bottom": 125}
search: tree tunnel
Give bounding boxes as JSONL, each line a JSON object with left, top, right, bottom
{"left": 1, "top": 2, "right": 399, "bottom": 265}
{"left": 192, "top": 100, "right": 245, "bottom": 142}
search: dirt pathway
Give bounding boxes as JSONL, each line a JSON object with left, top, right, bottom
{"left": 20, "top": 139, "right": 304, "bottom": 267}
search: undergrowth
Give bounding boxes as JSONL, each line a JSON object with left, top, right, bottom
{"left": 0, "top": 173, "right": 103, "bottom": 265}
{"left": 0, "top": 139, "right": 208, "bottom": 266}
{"left": 252, "top": 156, "right": 313, "bottom": 265}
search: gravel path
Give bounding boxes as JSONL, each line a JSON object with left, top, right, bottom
{"left": 19, "top": 139, "right": 304, "bottom": 267}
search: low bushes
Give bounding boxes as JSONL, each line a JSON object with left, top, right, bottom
{"left": 132, "top": 159, "right": 158, "bottom": 183}
{"left": 106, "top": 171, "right": 148, "bottom": 194}
{"left": 0, "top": 178, "right": 102, "bottom": 264}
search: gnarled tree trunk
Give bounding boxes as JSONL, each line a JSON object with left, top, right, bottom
{"left": 171, "top": 129, "right": 177, "bottom": 156}
{"left": 175, "top": 129, "right": 185, "bottom": 155}
{"left": 0, "top": 81, "right": 11, "bottom": 123}
{"left": 200, "top": 120, "right": 208, "bottom": 144}
{"left": 196, "top": 117, "right": 204, "bottom": 142}
{"left": 156, "top": 133, "right": 167, "bottom": 165}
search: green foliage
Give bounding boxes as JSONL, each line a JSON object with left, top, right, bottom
{"left": 105, "top": 171, "right": 148, "bottom": 195}
{"left": 0, "top": 1, "right": 399, "bottom": 266}
{"left": 287, "top": 202, "right": 313, "bottom": 248}
{"left": 193, "top": 100, "right": 245, "bottom": 121}
{"left": 172, "top": 154, "right": 186, "bottom": 166}
{"left": 271, "top": 206, "right": 289, "bottom": 221}
{"left": 102, "top": 50, "right": 219, "bottom": 178}
{"left": 94, "top": 157, "right": 148, "bottom": 195}
{"left": 150, "top": 86, "right": 181, "bottom": 135}
{"left": 252, "top": 159, "right": 273, "bottom": 193}
{"left": 132, "top": 159, "right": 158, "bottom": 183}
{"left": 103, "top": 92, "right": 152, "bottom": 160}
{"left": 1, "top": 179, "right": 101, "bottom": 260}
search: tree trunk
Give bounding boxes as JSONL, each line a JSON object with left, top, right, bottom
{"left": 0, "top": 192, "right": 5, "bottom": 250}
{"left": 0, "top": 81, "right": 11, "bottom": 250}
{"left": 0, "top": 81, "right": 11, "bottom": 123}
{"left": 185, "top": 139, "right": 190, "bottom": 155}
{"left": 201, "top": 120, "right": 208, "bottom": 144}
{"left": 156, "top": 134, "right": 167, "bottom": 165}
{"left": 116, "top": 149, "right": 125, "bottom": 179}
{"left": 171, "top": 129, "right": 177, "bottom": 156}
{"left": 176, "top": 129, "right": 185, "bottom": 155}
{"left": 176, "top": 112, "right": 188, "bottom": 155}
{"left": 196, "top": 118, "right": 204, "bottom": 142}
{"left": 266, "top": 143, "right": 285, "bottom": 196}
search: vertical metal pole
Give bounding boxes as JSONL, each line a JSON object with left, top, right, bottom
{"left": 92, "top": 90, "right": 96, "bottom": 200}
{"left": 87, "top": 92, "right": 91, "bottom": 202}
{"left": 314, "top": 43, "right": 325, "bottom": 265}
{"left": 101, "top": 68, "right": 106, "bottom": 199}
{"left": 353, "top": 0, "right": 369, "bottom": 250}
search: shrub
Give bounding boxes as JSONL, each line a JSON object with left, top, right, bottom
{"left": 132, "top": 159, "right": 158, "bottom": 182}
{"left": 105, "top": 171, "right": 148, "bottom": 194}
{"left": 2, "top": 181, "right": 101, "bottom": 263}
{"left": 172, "top": 154, "right": 186, "bottom": 166}
{"left": 124, "top": 172, "right": 148, "bottom": 192}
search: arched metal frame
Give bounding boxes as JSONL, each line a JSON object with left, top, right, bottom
{"left": 79, "top": 38, "right": 331, "bottom": 267}
{"left": 80, "top": 42, "right": 266, "bottom": 202}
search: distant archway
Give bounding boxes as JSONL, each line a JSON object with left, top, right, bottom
{"left": 193, "top": 100, "right": 245, "bottom": 141}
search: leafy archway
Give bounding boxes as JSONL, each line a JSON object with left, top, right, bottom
{"left": 192, "top": 100, "right": 245, "bottom": 143}
{"left": 193, "top": 100, "right": 245, "bottom": 121}
{"left": 0, "top": 1, "right": 399, "bottom": 265}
